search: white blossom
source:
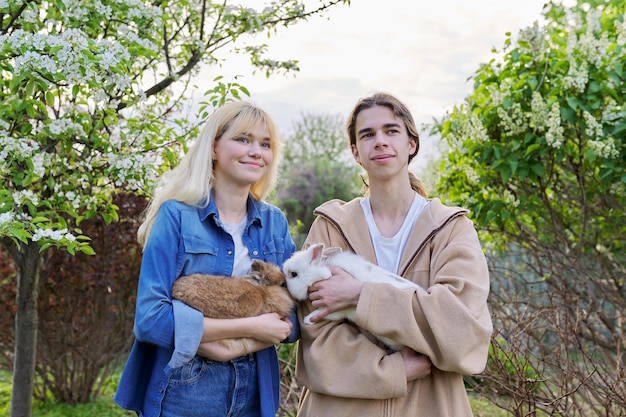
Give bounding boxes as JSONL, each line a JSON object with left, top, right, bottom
{"left": 588, "top": 137, "right": 619, "bottom": 159}
{"left": 454, "top": 105, "right": 490, "bottom": 147}
{"left": 601, "top": 99, "right": 624, "bottom": 124}
{"left": 0, "top": 212, "right": 15, "bottom": 224}
{"left": 117, "top": 24, "right": 158, "bottom": 53}
{"left": 563, "top": 60, "right": 589, "bottom": 93}
{"left": 516, "top": 21, "right": 545, "bottom": 56}
{"left": 459, "top": 165, "right": 480, "bottom": 185}
{"left": 487, "top": 85, "right": 504, "bottom": 107}
{"left": 545, "top": 103, "right": 564, "bottom": 148}
{"left": 31, "top": 153, "right": 46, "bottom": 177}
{"left": 13, "top": 190, "right": 39, "bottom": 206}
{"left": 47, "top": 118, "right": 86, "bottom": 136}
{"left": 14, "top": 51, "right": 58, "bottom": 75}
{"left": 6, "top": 29, "right": 31, "bottom": 49}
{"left": 0, "top": 136, "right": 40, "bottom": 161}
{"left": 501, "top": 189, "right": 520, "bottom": 208}
{"left": 583, "top": 111, "right": 603, "bottom": 140}
{"left": 529, "top": 91, "right": 549, "bottom": 132}
{"left": 497, "top": 102, "right": 527, "bottom": 136}
{"left": 32, "top": 227, "right": 69, "bottom": 242}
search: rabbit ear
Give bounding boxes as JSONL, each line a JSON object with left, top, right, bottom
{"left": 322, "top": 247, "right": 342, "bottom": 258}
{"left": 309, "top": 243, "right": 325, "bottom": 264}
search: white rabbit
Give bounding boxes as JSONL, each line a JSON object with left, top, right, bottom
{"left": 282, "top": 243, "right": 424, "bottom": 351}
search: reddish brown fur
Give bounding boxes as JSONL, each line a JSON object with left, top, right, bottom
{"left": 172, "top": 259, "right": 293, "bottom": 318}
{"left": 171, "top": 260, "right": 294, "bottom": 351}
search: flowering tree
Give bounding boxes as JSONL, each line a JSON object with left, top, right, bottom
{"left": 433, "top": 0, "right": 625, "bottom": 414}
{"left": 0, "top": 1, "right": 349, "bottom": 416}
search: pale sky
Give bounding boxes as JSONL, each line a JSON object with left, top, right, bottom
{"left": 189, "top": 0, "right": 549, "bottom": 172}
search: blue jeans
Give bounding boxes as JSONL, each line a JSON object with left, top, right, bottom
{"left": 160, "top": 354, "right": 260, "bottom": 417}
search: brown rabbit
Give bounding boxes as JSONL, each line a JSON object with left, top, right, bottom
{"left": 172, "top": 259, "right": 294, "bottom": 352}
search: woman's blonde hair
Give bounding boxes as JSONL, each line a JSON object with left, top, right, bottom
{"left": 137, "top": 100, "right": 282, "bottom": 247}
{"left": 346, "top": 92, "right": 428, "bottom": 197}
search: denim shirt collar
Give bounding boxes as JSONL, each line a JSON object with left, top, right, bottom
{"left": 199, "top": 192, "right": 263, "bottom": 229}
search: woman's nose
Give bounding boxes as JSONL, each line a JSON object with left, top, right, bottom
{"left": 248, "top": 141, "right": 262, "bottom": 156}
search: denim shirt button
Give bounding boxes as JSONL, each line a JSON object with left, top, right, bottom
{"left": 252, "top": 250, "right": 258, "bottom": 256}
{"left": 227, "top": 250, "right": 232, "bottom": 255}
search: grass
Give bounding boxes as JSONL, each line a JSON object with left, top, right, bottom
{"left": 0, "top": 369, "right": 510, "bottom": 417}
{"left": 0, "top": 369, "right": 133, "bottom": 417}
{"left": 469, "top": 392, "right": 510, "bottom": 417}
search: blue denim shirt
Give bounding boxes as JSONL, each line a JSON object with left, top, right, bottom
{"left": 114, "top": 196, "right": 298, "bottom": 417}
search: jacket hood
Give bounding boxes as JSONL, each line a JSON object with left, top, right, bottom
{"left": 312, "top": 197, "right": 469, "bottom": 276}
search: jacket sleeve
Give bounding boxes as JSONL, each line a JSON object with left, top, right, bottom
{"left": 355, "top": 215, "right": 493, "bottom": 375}
{"left": 133, "top": 202, "right": 185, "bottom": 349}
{"left": 281, "top": 219, "right": 300, "bottom": 344}
{"left": 295, "top": 217, "right": 409, "bottom": 399}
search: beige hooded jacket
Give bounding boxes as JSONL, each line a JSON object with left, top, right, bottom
{"left": 295, "top": 197, "right": 493, "bottom": 417}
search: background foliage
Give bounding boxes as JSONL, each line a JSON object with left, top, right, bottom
{"left": 275, "top": 112, "right": 362, "bottom": 246}
{"left": 2, "top": 0, "right": 625, "bottom": 415}
{"left": 0, "top": 0, "right": 349, "bottom": 416}
{"left": 0, "top": 193, "right": 145, "bottom": 404}
{"left": 433, "top": 0, "right": 625, "bottom": 414}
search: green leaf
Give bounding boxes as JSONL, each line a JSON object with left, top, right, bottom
{"left": 565, "top": 96, "right": 579, "bottom": 110}
{"left": 31, "top": 216, "right": 50, "bottom": 223}
{"left": 530, "top": 163, "right": 544, "bottom": 178}
{"left": 80, "top": 245, "right": 96, "bottom": 256}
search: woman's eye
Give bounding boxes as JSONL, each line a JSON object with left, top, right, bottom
{"left": 236, "top": 137, "right": 250, "bottom": 143}
{"left": 261, "top": 142, "right": 272, "bottom": 149}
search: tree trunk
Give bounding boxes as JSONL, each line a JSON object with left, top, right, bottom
{"left": 5, "top": 240, "right": 41, "bottom": 417}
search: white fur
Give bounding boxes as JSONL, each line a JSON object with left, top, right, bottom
{"left": 282, "top": 243, "right": 424, "bottom": 350}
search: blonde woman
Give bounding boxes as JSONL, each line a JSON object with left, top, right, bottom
{"left": 295, "top": 92, "right": 493, "bottom": 416}
{"left": 115, "top": 101, "right": 298, "bottom": 417}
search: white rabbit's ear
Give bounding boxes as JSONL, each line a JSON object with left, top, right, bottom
{"left": 309, "top": 243, "right": 325, "bottom": 264}
{"left": 322, "top": 247, "right": 342, "bottom": 258}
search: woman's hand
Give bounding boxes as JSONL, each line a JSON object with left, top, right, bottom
{"left": 248, "top": 312, "right": 294, "bottom": 344}
{"left": 400, "top": 347, "right": 432, "bottom": 381}
{"left": 197, "top": 313, "right": 293, "bottom": 361}
{"left": 307, "top": 266, "right": 363, "bottom": 322}
{"left": 197, "top": 339, "right": 271, "bottom": 362}
{"left": 197, "top": 313, "right": 292, "bottom": 361}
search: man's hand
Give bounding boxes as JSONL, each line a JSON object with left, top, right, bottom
{"left": 400, "top": 347, "right": 432, "bottom": 381}
{"left": 307, "top": 266, "right": 363, "bottom": 322}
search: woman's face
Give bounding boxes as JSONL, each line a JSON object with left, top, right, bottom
{"left": 351, "top": 105, "right": 416, "bottom": 181}
{"left": 212, "top": 121, "right": 273, "bottom": 190}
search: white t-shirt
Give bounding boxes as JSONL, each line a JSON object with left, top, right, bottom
{"left": 360, "top": 192, "right": 429, "bottom": 273}
{"left": 222, "top": 217, "right": 251, "bottom": 276}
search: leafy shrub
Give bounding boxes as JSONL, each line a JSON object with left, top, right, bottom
{"left": 0, "top": 193, "right": 146, "bottom": 404}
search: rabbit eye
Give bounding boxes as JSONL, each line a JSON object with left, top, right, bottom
{"left": 290, "top": 272, "right": 298, "bottom": 278}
